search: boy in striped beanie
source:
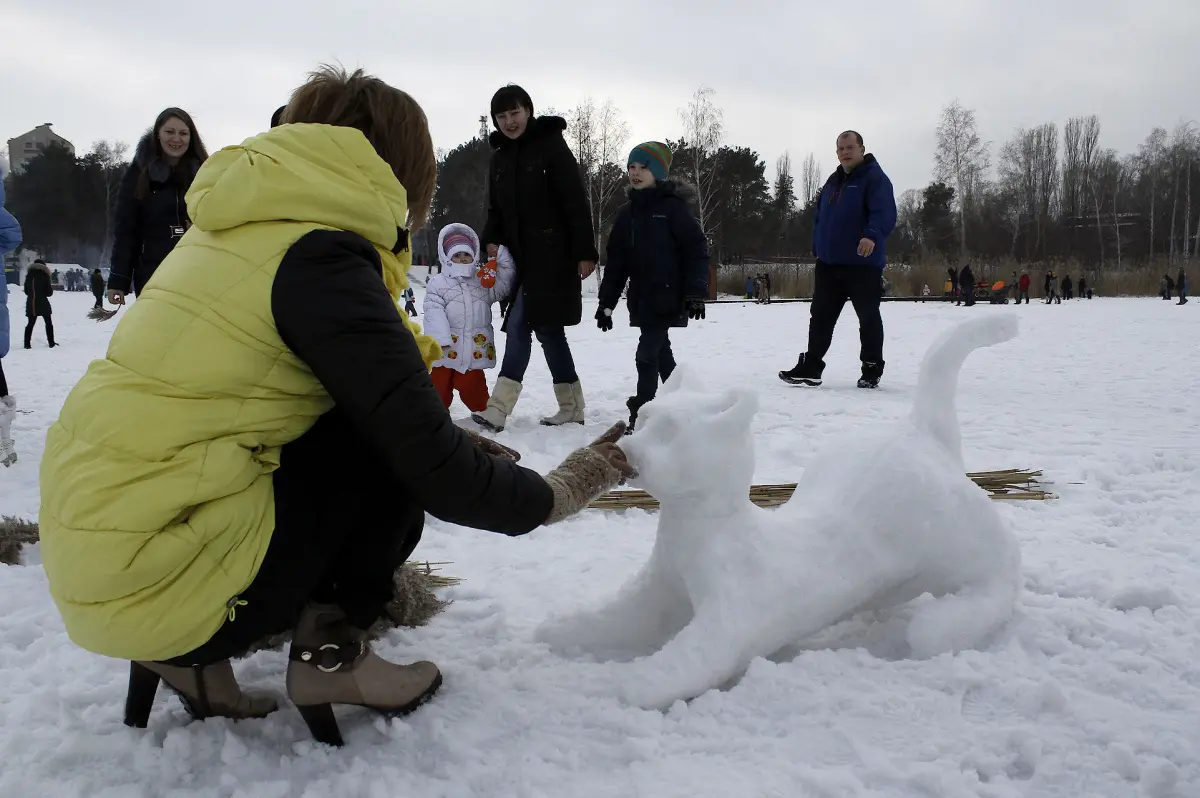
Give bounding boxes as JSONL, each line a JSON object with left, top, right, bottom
{"left": 597, "top": 141, "right": 710, "bottom": 433}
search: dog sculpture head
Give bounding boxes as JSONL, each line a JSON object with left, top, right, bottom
{"left": 620, "top": 365, "right": 759, "bottom": 505}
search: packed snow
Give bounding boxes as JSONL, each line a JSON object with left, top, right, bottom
{"left": 2, "top": 286, "right": 1199, "bottom": 797}
{"left": 538, "top": 316, "right": 1023, "bottom": 710}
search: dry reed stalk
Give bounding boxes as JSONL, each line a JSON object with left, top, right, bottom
{"left": 590, "top": 469, "right": 1055, "bottom": 511}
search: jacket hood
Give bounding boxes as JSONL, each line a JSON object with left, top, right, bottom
{"left": 437, "top": 222, "right": 481, "bottom": 271}
{"left": 186, "top": 124, "right": 410, "bottom": 253}
{"left": 30, "top": 261, "right": 50, "bottom": 274}
{"left": 488, "top": 115, "right": 568, "bottom": 149}
{"left": 628, "top": 178, "right": 698, "bottom": 203}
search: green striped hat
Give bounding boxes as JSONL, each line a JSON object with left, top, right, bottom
{"left": 629, "top": 141, "right": 673, "bottom": 181}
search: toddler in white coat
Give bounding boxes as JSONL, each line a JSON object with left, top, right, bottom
{"left": 423, "top": 223, "right": 516, "bottom": 411}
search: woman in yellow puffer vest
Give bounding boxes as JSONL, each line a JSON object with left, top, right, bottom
{"left": 38, "top": 66, "right": 634, "bottom": 748}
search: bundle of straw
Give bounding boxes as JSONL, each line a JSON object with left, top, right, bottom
{"left": 86, "top": 306, "right": 121, "bottom": 322}
{"left": 590, "top": 469, "right": 1055, "bottom": 511}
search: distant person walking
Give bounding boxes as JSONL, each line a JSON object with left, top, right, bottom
{"left": 108, "top": 108, "right": 209, "bottom": 304}
{"left": 778, "top": 130, "right": 896, "bottom": 389}
{"left": 90, "top": 269, "right": 105, "bottom": 309}
{"left": 1017, "top": 271, "right": 1031, "bottom": 304}
{"left": 24, "top": 259, "right": 55, "bottom": 348}
{"left": 1178, "top": 267, "right": 1188, "bottom": 305}
{"left": 958, "top": 264, "right": 976, "bottom": 307}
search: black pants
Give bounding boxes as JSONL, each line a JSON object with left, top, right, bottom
{"left": 168, "top": 411, "right": 424, "bottom": 667}
{"left": 635, "top": 327, "right": 677, "bottom": 402}
{"left": 24, "top": 313, "right": 54, "bottom": 347}
{"left": 0, "top": 358, "right": 7, "bottom": 397}
{"left": 805, "top": 262, "right": 883, "bottom": 371}
{"left": 1017, "top": 290, "right": 1029, "bottom": 304}
{"left": 93, "top": 291, "right": 104, "bottom": 309}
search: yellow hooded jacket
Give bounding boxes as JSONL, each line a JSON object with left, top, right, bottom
{"left": 39, "top": 124, "right": 442, "bottom": 661}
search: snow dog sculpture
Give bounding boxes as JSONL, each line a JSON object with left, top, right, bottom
{"left": 536, "top": 315, "right": 1023, "bottom": 708}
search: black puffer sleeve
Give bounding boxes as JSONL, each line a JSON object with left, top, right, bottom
{"left": 271, "top": 229, "right": 554, "bottom": 535}
{"left": 107, "top": 164, "right": 141, "bottom": 294}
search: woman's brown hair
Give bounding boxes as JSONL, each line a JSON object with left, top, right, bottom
{"left": 281, "top": 64, "right": 436, "bottom": 233}
{"left": 135, "top": 107, "right": 209, "bottom": 200}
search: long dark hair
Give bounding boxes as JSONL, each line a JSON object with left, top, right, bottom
{"left": 134, "top": 107, "right": 209, "bottom": 199}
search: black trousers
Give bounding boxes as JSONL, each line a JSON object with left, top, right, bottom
{"left": 634, "top": 327, "right": 677, "bottom": 402}
{"left": 92, "top": 291, "right": 104, "bottom": 309}
{"left": 168, "top": 411, "right": 424, "bottom": 667}
{"left": 0, "top": 358, "right": 7, "bottom": 397}
{"left": 24, "top": 313, "right": 54, "bottom": 347}
{"left": 805, "top": 262, "right": 884, "bottom": 370}
{"left": 1017, "top": 290, "right": 1029, "bottom": 304}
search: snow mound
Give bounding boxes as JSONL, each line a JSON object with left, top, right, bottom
{"left": 537, "top": 316, "right": 1024, "bottom": 709}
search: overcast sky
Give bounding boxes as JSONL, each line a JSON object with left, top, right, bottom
{"left": 4, "top": 0, "right": 1198, "bottom": 195}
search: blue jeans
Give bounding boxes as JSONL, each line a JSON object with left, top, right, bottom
{"left": 498, "top": 289, "right": 579, "bottom": 384}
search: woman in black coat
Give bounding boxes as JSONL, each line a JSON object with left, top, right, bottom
{"left": 107, "top": 107, "right": 209, "bottom": 303}
{"left": 23, "top": 259, "right": 55, "bottom": 348}
{"left": 472, "top": 85, "right": 598, "bottom": 432}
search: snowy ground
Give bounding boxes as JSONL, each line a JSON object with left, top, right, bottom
{"left": 2, "top": 287, "right": 1198, "bottom": 797}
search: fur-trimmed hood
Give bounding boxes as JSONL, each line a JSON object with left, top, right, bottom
{"left": 131, "top": 131, "right": 203, "bottom": 184}
{"left": 29, "top": 260, "right": 50, "bottom": 275}
{"left": 627, "top": 179, "right": 701, "bottom": 219}
{"left": 488, "top": 115, "right": 568, "bottom": 150}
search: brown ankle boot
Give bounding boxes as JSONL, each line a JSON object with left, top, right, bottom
{"left": 286, "top": 604, "right": 442, "bottom": 746}
{"left": 123, "top": 660, "right": 278, "bottom": 727}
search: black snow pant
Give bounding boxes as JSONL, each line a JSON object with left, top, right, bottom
{"left": 24, "top": 313, "right": 54, "bottom": 347}
{"left": 167, "top": 410, "right": 424, "bottom": 667}
{"left": 1017, "top": 290, "right": 1029, "bottom": 304}
{"left": 634, "top": 326, "right": 677, "bottom": 403}
{"left": 92, "top": 290, "right": 104, "bottom": 309}
{"left": 804, "top": 262, "right": 884, "bottom": 371}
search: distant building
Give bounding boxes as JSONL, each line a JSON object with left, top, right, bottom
{"left": 7, "top": 123, "right": 75, "bottom": 174}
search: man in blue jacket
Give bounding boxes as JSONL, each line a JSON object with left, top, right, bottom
{"left": 779, "top": 130, "right": 896, "bottom": 389}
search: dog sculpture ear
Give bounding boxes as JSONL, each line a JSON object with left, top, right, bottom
{"left": 712, "top": 387, "right": 760, "bottom": 428}
{"left": 660, "top": 364, "right": 705, "bottom": 397}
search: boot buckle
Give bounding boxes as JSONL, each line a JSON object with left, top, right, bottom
{"left": 295, "top": 640, "right": 364, "bottom": 672}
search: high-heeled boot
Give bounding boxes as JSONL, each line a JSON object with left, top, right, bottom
{"left": 123, "top": 659, "right": 278, "bottom": 727}
{"left": 286, "top": 604, "right": 442, "bottom": 746}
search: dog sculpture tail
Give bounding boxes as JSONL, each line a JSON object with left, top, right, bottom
{"left": 911, "top": 314, "right": 1019, "bottom": 464}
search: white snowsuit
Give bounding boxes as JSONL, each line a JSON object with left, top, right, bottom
{"left": 423, "top": 223, "right": 516, "bottom": 373}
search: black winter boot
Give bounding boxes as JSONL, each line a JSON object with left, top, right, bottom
{"left": 625, "top": 396, "right": 646, "bottom": 435}
{"left": 857, "top": 360, "right": 885, "bottom": 389}
{"left": 779, "top": 354, "right": 823, "bottom": 386}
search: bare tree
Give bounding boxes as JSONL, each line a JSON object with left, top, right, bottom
{"left": 90, "top": 140, "right": 130, "bottom": 264}
{"left": 800, "top": 152, "right": 823, "bottom": 208}
{"left": 934, "top": 100, "right": 990, "bottom": 257}
{"left": 566, "top": 97, "right": 629, "bottom": 270}
{"left": 1138, "top": 127, "right": 1168, "bottom": 257}
{"left": 1031, "top": 123, "right": 1059, "bottom": 257}
{"left": 678, "top": 86, "right": 724, "bottom": 234}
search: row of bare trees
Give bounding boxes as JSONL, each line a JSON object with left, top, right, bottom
{"left": 912, "top": 100, "right": 1199, "bottom": 276}
{"left": 7, "top": 91, "right": 1194, "bottom": 289}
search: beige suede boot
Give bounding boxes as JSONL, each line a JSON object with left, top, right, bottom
{"left": 540, "top": 381, "right": 585, "bottom": 426}
{"left": 123, "top": 660, "right": 278, "bottom": 727}
{"left": 470, "top": 376, "right": 522, "bottom": 432}
{"left": 286, "top": 604, "right": 442, "bottom": 746}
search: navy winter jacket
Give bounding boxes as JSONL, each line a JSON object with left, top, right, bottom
{"left": 599, "top": 181, "right": 709, "bottom": 328}
{"left": 812, "top": 154, "right": 897, "bottom": 269}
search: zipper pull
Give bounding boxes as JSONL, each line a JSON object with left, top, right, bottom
{"left": 226, "top": 596, "right": 248, "bottom": 622}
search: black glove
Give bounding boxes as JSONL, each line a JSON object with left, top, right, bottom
{"left": 596, "top": 307, "right": 614, "bottom": 332}
{"left": 685, "top": 298, "right": 706, "bottom": 320}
